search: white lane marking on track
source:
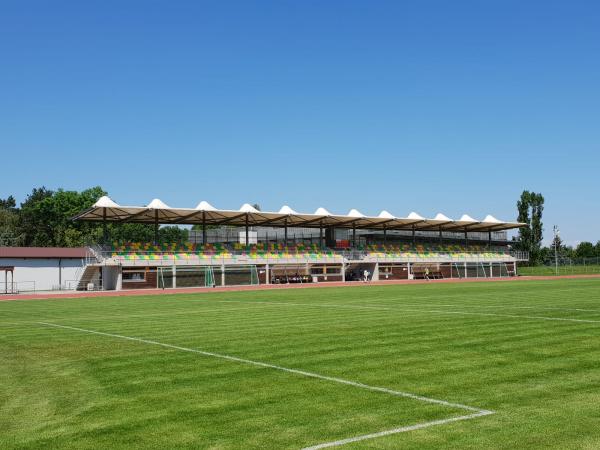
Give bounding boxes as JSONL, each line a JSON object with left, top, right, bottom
{"left": 38, "top": 321, "right": 493, "bottom": 448}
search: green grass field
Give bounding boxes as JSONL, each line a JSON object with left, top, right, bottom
{"left": 519, "top": 265, "right": 600, "bottom": 276}
{"left": 2, "top": 279, "right": 600, "bottom": 449}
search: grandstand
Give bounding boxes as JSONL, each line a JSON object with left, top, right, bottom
{"left": 73, "top": 197, "right": 528, "bottom": 291}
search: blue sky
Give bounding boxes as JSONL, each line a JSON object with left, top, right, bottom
{"left": 1, "top": 1, "right": 598, "bottom": 245}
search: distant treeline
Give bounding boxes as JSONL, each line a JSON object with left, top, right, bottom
{"left": 541, "top": 241, "right": 600, "bottom": 261}
{"left": 1, "top": 187, "right": 599, "bottom": 259}
{"left": 0, "top": 187, "right": 188, "bottom": 247}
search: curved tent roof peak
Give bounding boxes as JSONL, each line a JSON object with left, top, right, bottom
{"left": 434, "top": 213, "right": 452, "bottom": 221}
{"left": 459, "top": 214, "right": 477, "bottom": 222}
{"left": 347, "top": 208, "right": 365, "bottom": 218}
{"left": 407, "top": 212, "right": 425, "bottom": 220}
{"left": 278, "top": 205, "right": 297, "bottom": 215}
{"left": 314, "top": 207, "right": 331, "bottom": 216}
{"left": 147, "top": 198, "right": 170, "bottom": 209}
{"left": 195, "top": 201, "right": 217, "bottom": 211}
{"left": 239, "top": 203, "right": 260, "bottom": 213}
{"left": 482, "top": 214, "right": 501, "bottom": 223}
{"left": 378, "top": 210, "right": 395, "bottom": 219}
{"left": 94, "top": 196, "right": 120, "bottom": 208}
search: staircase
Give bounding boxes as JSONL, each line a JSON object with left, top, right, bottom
{"left": 76, "top": 265, "right": 101, "bottom": 291}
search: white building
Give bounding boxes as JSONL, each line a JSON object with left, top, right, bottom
{"left": 0, "top": 247, "right": 87, "bottom": 293}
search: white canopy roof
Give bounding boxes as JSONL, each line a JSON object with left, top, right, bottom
{"left": 74, "top": 196, "right": 525, "bottom": 232}
{"left": 147, "top": 198, "right": 170, "bottom": 209}
{"left": 195, "top": 200, "right": 216, "bottom": 211}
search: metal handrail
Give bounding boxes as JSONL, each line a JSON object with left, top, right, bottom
{"left": 97, "top": 248, "right": 525, "bottom": 267}
{"left": 100, "top": 249, "right": 523, "bottom": 257}
{"left": 0, "top": 280, "right": 36, "bottom": 294}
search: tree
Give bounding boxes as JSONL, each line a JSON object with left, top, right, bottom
{"left": 0, "top": 194, "right": 22, "bottom": 245}
{"left": 108, "top": 223, "right": 155, "bottom": 243}
{"left": 1, "top": 186, "right": 194, "bottom": 247}
{"left": 551, "top": 233, "right": 563, "bottom": 252}
{"left": 159, "top": 226, "right": 189, "bottom": 244}
{"left": 18, "top": 187, "right": 55, "bottom": 246}
{"left": 516, "top": 190, "right": 544, "bottom": 265}
{"left": 19, "top": 186, "right": 107, "bottom": 247}
{"left": 575, "top": 242, "right": 595, "bottom": 258}
{"left": 0, "top": 195, "right": 16, "bottom": 210}
{"left": 0, "top": 207, "right": 22, "bottom": 246}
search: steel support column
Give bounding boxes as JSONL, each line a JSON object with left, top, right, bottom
{"left": 319, "top": 220, "right": 324, "bottom": 249}
{"left": 154, "top": 210, "right": 159, "bottom": 245}
{"left": 102, "top": 208, "right": 108, "bottom": 244}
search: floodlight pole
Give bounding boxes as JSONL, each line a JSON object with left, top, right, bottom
{"left": 553, "top": 225, "right": 559, "bottom": 275}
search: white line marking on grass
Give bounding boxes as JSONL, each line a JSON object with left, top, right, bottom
{"left": 363, "top": 302, "right": 600, "bottom": 315}
{"left": 38, "top": 321, "right": 493, "bottom": 448}
{"left": 46, "top": 306, "right": 264, "bottom": 323}
{"left": 210, "top": 300, "right": 600, "bottom": 324}
{"left": 208, "top": 299, "right": 397, "bottom": 311}
{"left": 374, "top": 306, "right": 600, "bottom": 324}
{"left": 37, "top": 322, "right": 486, "bottom": 411}
{"left": 302, "top": 410, "right": 493, "bottom": 450}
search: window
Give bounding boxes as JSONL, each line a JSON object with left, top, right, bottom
{"left": 122, "top": 270, "right": 146, "bottom": 282}
{"left": 311, "top": 266, "right": 341, "bottom": 275}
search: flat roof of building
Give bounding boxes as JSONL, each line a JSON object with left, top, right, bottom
{"left": 0, "top": 247, "right": 87, "bottom": 258}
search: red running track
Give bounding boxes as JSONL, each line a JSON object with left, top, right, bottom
{"left": 1, "top": 274, "right": 599, "bottom": 302}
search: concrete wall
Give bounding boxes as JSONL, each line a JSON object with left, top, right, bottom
{"left": 0, "top": 258, "right": 84, "bottom": 292}
{"left": 102, "top": 266, "right": 121, "bottom": 291}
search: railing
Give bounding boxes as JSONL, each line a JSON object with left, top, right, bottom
{"left": 519, "top": 256, "right": 600, "bottom": 276}
{"left": 97, "top": 249, "right": 523, "bottom": 266}
{"left": 509, "top": 251, "right": 529, "bottom": 261}
{"left": 63, "top": 279, "right": 82, "bottom": 290}
{"left": 188, "top": 228, "right": 509, "bottom": 244}
{"left": 86, "top": 245, "right": 104, "bottom": 264}
{"left": 0, "top": 280, "right": 36, "bottom": 294}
